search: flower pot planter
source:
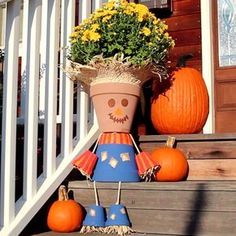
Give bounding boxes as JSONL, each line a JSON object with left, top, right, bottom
{"left": 90, "top": 82, "right": 140, "bottom": 133}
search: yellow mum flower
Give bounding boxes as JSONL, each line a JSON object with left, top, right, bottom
{"left": 82, "top": 18, "right": 91, "bottom": 25}
{"left": 153, "top": 19, "right": 160, "bottom": 25}
{"left": 135, "top": 4, "right": 149, "bottom": 14}
{"left": 171, "top": 40, "right": 175, "bottom": 48}
{"left": 119, "top": 0, "right": 128, "bottom": 8}
{"left": 81, "top": 30, "right": 90, "bottom": 42}
{"left": 140, "top": 27, "right": 151, "bottom": 36}
{"left": 89, "top": 31, "right": 101, "bottom": 41}
{"left": 70, "top": 39, "right": 77, "bottom": 44}
{"left": 135, "top": 4, "right": 149, "bottom": 22}
{"left": 105, "top": 1, "right": 115, "bottom": 9}
{"left": 91, "top": 23, "right": 100, "bottom": 31}
{"left": 70, "top": 31, "right": 79, "bottom": 39}
{"left": 102, "top": 15, "right": 112, "bottom": 22}
{"left": 73, "top": 25, "right": 82, "bottom": 31}
{"left": 124, "top": 5, "right": 135, "bottom": 15}
{"left": 164, "top": 32, "right": 169, "bottom": 37}
{"left": 81, "top": 30, "right": 100, "bottom": 42}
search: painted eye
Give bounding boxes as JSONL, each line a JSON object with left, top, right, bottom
{"left": 121, "top": 98, "right": 128, "bottom": 107}
{"left": 108, "top": 98, "right": 115, "bottom": 107}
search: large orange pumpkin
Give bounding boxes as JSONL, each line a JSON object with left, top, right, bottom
{"left": 151, "top": 55, "right": 209, "bottom": 134}
{"left": 47, "top": 185, "right": 84, "bottom": 232}
{"left": 151, "top": 136, "right": 189, "bottom": 181}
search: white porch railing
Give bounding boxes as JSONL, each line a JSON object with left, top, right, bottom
{"left": 0, "top": 1, "right": 103, "bottom": 235}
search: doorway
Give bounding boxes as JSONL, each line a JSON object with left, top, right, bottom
{"left": 213, "top": 0, "right": 236, "bottom": 133}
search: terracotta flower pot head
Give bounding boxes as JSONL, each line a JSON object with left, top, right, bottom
{"left": 90, "top": 82, "right": 140, "bottom": 133}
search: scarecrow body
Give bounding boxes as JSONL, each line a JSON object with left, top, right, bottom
{"left": 92, "top": 132, "right": 140, "bottom": 182}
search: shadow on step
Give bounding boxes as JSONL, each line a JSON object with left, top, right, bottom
{"left": 184, "top": 183, "right": 207, "bottom": 236}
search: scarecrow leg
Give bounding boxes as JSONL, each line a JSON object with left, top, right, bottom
{"left": 80, "top": 181, "right": 106, "bottom": 233}
{"left": 105, "top": 182, "right": 134, "bottom": 236}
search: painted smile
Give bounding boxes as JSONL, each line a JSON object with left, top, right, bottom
{"left": 108, "top": 113, "right": 129, "bottom": 124}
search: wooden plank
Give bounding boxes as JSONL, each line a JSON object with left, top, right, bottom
{"left": 216, "top": 111, "right": 236, "bottom": 133}
{"left": 171, "top": 0, "right": 200, "bottom": 17}
{"left": 188, "top": 159, "right": 236, "bottom": 180}
{"left": 165, "top": 13, "right": 201, "bottom": 31}
{"left": 170, "top": 29, "right": 201, "bottom": 47}
{"left": 139, "top": 133, "right": 236, "bottom": 142}
{"left": 33, "top": 232, "right": 158, "bottom": 236}
{"left": 169, "top": 59, "right": 201, "bottom": 71}
{"left": 69, "top": 180, "right": 236, "bottom": 191}
{"left": 141, "top": 141, "right": 236, "bottom": 160}
{"left": 72, "top": 185, "right": 236, "bottom": 211}
{"left": 129, "top": 209, "right": 236, "bottom": 235}
{"left": 169, "top": 44, "right": 202, "bottom": 63}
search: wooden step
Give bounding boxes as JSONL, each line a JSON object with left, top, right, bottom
{"left": 65, "top": 180, "right": 236, "bottom": 236}
{"left": 138, "top": 133, "right": 236, "bottom": 180}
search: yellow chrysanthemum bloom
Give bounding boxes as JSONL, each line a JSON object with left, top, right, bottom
{"left": 153, "top": 19, "right": 160, "bottom": 25}
{"left": 135, "top": 4, "right": 149, "bottom": 22}
{"left": 89, "top": 31, "right": 101, "bottom": 41}
{"left": 170, "top": 40, "right": 175, "bottom": 48}
{"left": 102, "top": 15, "right": 112, "bottom": 22}
{"left": 164, "top": 32, "right": 169, "bottom": 38}
{"left": 118, "top": 0, "right": 128, "bottom": 8}
{"left": 81, "top": 30, "right": 101, "bottom": 42}
{"left": 140, "top": 27, "right": 151, "bottom": 36}
{"left": 105, "top": 1, "right": 115, "bottom": 9}
{"left": 82, "top": 18, "right": 91, "bottom": 25}
{"left": 81, "top": 30, "right": 90, "bottom": 42}
{"left": 91, "top": 23, "right": 100, "bottom": 31}
{"left": 70, "top": 39, "right": 77, "bottom": 44}
{"left": 124, "top": 5, "right": 135, "bottom": 15}
{"left": 73, "top": 25, "right": 82, "bottom": 31}
{"left": 70, "top": 31, "right": 79, "bottom": 39}
{"left": 135, "top": 3, "right": 149, "bottom": 11}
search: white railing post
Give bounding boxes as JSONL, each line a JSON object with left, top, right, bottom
{"left": 22, "top": 0, "right": 42, "bottom": 202}
{"left": 43, "top": 0, "right": 60, "bottom": 177}
{"left": 60, "top": 0, "right": 75, "bottom": 158}
{"left": 0, "top": 0, "right": 20, "bottom": 230}
{"left": 76, "top": 0, "right": 92, "bottom": 140}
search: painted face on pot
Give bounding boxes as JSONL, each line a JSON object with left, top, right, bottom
{"left": 107, "top": 97, "right": 129, "bottom": 124}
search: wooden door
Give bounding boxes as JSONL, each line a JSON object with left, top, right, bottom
{"left": 213, "top": 0, "right": 236, "bottom": 133}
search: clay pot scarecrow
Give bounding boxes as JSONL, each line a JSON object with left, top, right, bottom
{"left": 71, "top": 71, "right": 160, "bottom": 181}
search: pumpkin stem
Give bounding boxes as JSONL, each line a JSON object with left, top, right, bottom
{"left": 177, "top": 54, "right": 193, "bottom": 68}
{"left": 58, "top": 185, "right": 69, "bottom": 201}
{"left": 166, "top": 136, "right": 176, "bottom": 148}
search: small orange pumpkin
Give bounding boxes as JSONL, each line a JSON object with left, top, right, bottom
{"left": 151, "top": 136, "right": 189, "bottom": 181}
{"left": 151, "top": 55, "right": 209, "bottom": 134}
{"left": 47, "top": 185, "right": 84, "bottom": 232}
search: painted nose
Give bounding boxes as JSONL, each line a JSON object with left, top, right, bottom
{"left": 114, "top": 107, "right": 124, "bottom": 116}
